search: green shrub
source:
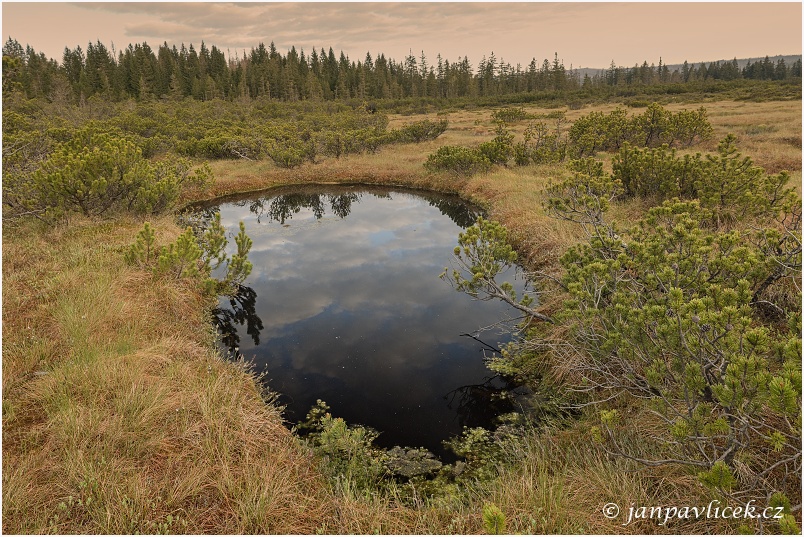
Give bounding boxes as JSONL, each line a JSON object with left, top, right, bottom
{"left": 134, "top": 159, "right": 212, "bottom": 214}
{"left": 637, "top": 102, "right": 673, "bottom": 146}
{"left": 156, "top": 227, "right": 202, "bottom": 279}
{"left": 515, "top": 121, "right": 568, "bottom": 165}
{"left": 668, "top": 106, "right": 713, "bottom": 147}
{"left": 477, "top": 123, "right": 515, "bottom": 166}
{"left": 491, "top": 107, "right": 528, "bottom": 123}
{"left": 297, "top": 400, "right": 386, "bottom": 492}
{"left": 192, "top": 134, "right": 232, "bottom": 159}
{"left": 568, "top": 111, "right": 609, "bottom": 157}
{"left": 450, "top": 165, "right": 801, "bottom": 512}
{"left": 696, "top": 134, "right": 795, "bottom": 224}
{"left": 320, "top": 131, "right": 345, "bottom": 158}
{"left": 221, "top": 221, "right": 254, "bottom": 293}
{"left": 612, "top": 134, "right": 796, "bottom": 221}
{"left": 612, "top": 143, "right": 705, "bottom": 199}
{"left": 127, "top": 216, "right": 252, "bottom": 296}
{"left": 544, "top": 158, "right": 623, "bottom": 228}
{"left": 559, "top": 199, "right": 801, "bottom": 504}
{"left": 569, "top": 103, "right": 712, "bottom": 157}
{"left": 482, "top": 503, "right": 507, "bottom": 535}
{"left": 2, "top": 129, "right": 54, "bottom": 219}
{"left": 124, "top": 222, "right": 157, "bottom": 268}
{"left": 392, "top": 118, "right": 448, "bottom": 143}
{"left": 266, "top": 141, "right": 307, "bottom": 168}
{"left": 33, "top": 128, "right": 211, "bottom": 219}
{"left": 424, "top": 145, "right": 492, "bottom": 176}
{"left": 477, "top": 140, "right": 510, "bottom": 166}
{"left": 34, "top": 131, "right": 151, "bottom": 218}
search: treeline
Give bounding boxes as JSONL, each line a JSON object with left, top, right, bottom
{"left": 600, "top": 56, "right": 801, "bottom": 86}
{"left": 2, "top": 36, "right": 801, "bottom": 104}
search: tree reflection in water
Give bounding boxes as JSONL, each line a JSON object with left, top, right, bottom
{"left": 444, "top": 375, "right": 517, "bottom": 431}
{"left": 200, "top": 185, "right": 482, "bottom": 228}
{"left": 243, "top": 192, "right": 361, "bottom": 224}
{"left": 426, "top": 196, "right": 480, "bottom": 229}
{"left": 212, "top": 284, "right": 264, "bottom": 355}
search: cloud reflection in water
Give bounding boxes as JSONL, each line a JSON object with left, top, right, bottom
{"left": 204, "top": 185, "right": 524, "bottom": 457}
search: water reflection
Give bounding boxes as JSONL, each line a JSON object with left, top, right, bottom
{"left": 243, "top": 192, "right": 361, "bottom": 223}
{"left": 199, "top": 185, "right": 523, "bottom": 458}
{"left": 446, "top": 375, "right": 517, "bottom": 428}
{"left": 212, "top": 284, "right": 264, "bottom": 352}
{"left": 200, "top": 184, "right": 482, "bottom": 228}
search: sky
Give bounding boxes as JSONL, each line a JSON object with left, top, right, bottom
{"left": 2, "top": 2, "right": 801, "bottom": 70}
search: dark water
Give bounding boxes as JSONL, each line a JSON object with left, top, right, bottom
{"left": 195, "top": 185, "right": 526, "bottom": 458}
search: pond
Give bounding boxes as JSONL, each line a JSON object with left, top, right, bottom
{"left": 193, "top": 185, "right": 528, "bottom": 459}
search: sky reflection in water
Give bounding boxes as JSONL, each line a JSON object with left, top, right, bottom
{"left": 204, "top": 185, "right": 526, "bottom": 457}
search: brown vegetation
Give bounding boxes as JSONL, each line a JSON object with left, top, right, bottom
{"left": 4, "top": 98, "right": 800, "bottom": 533}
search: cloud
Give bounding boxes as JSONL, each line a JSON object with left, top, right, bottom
{"left": 7, "top": 3, "right": 801, "bottom": 74}
{"left": 213, "top": 188, "right": 522, "bottom": 374}
{"left": 69, "top": 2, "right": 615, "bottom": 63}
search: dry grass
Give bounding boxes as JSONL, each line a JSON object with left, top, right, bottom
{"left": 4, "top": 97, "right": 800, "bottom": 534}
{"left": 482, "top": 405, "right": 761, "bottom": 535}
{"left": 2, "top": 216, "right": 338, "bottom": 533}
{"left": 702, "top": 100, "right": 802, "bottom": 173}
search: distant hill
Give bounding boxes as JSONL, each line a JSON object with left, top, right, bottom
{"left": 574, "top": 54, "right": 802, "bottom": 78}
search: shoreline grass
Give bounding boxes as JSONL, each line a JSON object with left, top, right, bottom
{"left": 3, "top": 98, "right": 801, "bottom": 533}
{"left": 2, "top": 216, "right": 340, "bottom": 533}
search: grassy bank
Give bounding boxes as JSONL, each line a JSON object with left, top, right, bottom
{"left": 2, "top": 216, "right": 339, "bottom": 533}
{"left": 4, "top": 98, "right": 801, "bottom": 533}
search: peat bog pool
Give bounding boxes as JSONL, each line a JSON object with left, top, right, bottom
{"left": 191, "top": 185, "right": 529, "bottom": 459}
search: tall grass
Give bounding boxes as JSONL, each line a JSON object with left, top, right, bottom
{"left": 2, "top": 216, "right": 335, "bottom": 533}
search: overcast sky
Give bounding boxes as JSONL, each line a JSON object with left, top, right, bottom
{"left": 2, "top": 2, "right": 801, "bottom": 70}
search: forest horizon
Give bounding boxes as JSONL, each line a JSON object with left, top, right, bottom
{"left": 3, "top": 34, "right": 801, "bottom": 104}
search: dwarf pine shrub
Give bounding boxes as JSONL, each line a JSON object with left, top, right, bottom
{"left": 126, "top": 217, "right": 253, "bottom": 296}
{"left": 569, "top": 103, "right": 712, "bottom": 157}
{"left": 552, "top": 196, "right": 802, "bottom": 511}
{"left": 425, "top": 145, "right": 492, "bottom": 176}
{"left": 448, "top": 157, "right": 800, "bottom": 519}
{"left": 392, "top": 118, "right": 449, "bottom": 143}
{"left": 611, "top": 134, "right": 796, "bottom": 223}
{"left": 491, "top": 107, "right": 529, "bottom": 123}
{"left": 33, "top": 128, "right": 211, "bottom": 219}
{"left": 482, "top": 503, "right": 507, "bottom": 535}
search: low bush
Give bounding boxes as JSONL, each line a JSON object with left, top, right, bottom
{"left": 612, "top": 134, "right": 796, "bottom": 223}
{"left": 612, "top": 143, "right": 704, "bottom": 199}
{"left": 33, "top": 128, "right": 211, "bottom": 219}
{"left": 477, "top": 124, "right": 515, "bottom": 166}
{"left": 265, "top": 141, "right": 307, "bottom": 168}
{"left": 449, "top": 194, "right": 801, "bottom": 529}
{"left": 126, "top": 214, "right": 252, "bottom": 296}
{"left": 569, "top": 102, "right": 713, "bottom": 157}
{"left": 513, "top": 120, "right": 568, "bottom": 165}
{"left": 392, "top": 118, "right": 448, "bottom": 143}
{"left": 491, "top": 107, "right": 529, "bottom": 123}
{"left": 424, "top": 145, "right": 491, "bottom": 176}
